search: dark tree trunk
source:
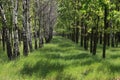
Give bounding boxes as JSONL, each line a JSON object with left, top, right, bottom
{"left": 103, "top": 5, "right": 108, "bottom": 58}
{"left": 90, "top": 28, "right": 93, "bottom": 53}
{"left": 92, "top": 16, "right": 99, "bottom": 55}
{"left": 2, "top": 27, "right": 6, "bottom": 51}
{"left": 6, "top": 30, "right": 13, "bottom": 60}
{"left": 18, "top": 29, "right": 22, "bottom": 45}
{"left": 80, "top": 21, "right": 84, "bottom": 47}
{"left": 75, "top": 27, "right": 79, "bottom": 43}
{"left": 99, "top": 32, "right": 102, "bottom": 44}
{"left": 22, "top": 0, "right": 29, "bottom": 56}
{"left": 84, "top": 24, "right": 88, "bottom": 50}
{"left": 107, "top": 34, "right": 110, "bottom": 46}
{"left": 115, "top": 32, "right": 119, "bottom": 47}
{"left": 0, "top": 3, "right": 12, "bottom": 60}
{"left": 111, "top": 33, "right": 115, "bottom": 47}
{"left": 34, "top": 22, "right": 38, "bottom": 49}
{"left": 93, "top": 28, "right": 98, "bottom": 55}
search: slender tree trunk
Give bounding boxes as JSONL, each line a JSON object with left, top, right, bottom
{"left": 107, "top": 33, "right": 110, "bottom": 46}
{"left": 103, "top": 5, "right": 108, "bottom": 58}
{"left": 18, "top": 29, "right": 22, "bottom": 45}
{"left": 28, "top": 19, "right": 33, "bottom": 52}
{"left": 22, "top": 0, "right": 29, "bottom": 56}
{"left": 38, "top": 1, "right": 43, "bottom": 48}
{"left": 12, "top": 0, "right": 20, "bottom": 58}
{"left": 92, "top": 16, "right": 99, "bottom": 55}
{"left": 90, "top": 28, "right": 93, "bottom": 53}
{"left": 27, "top": 0, "right": 33, "bottom": 52}
{"left": 0, "top": 31, "right": 1, "bottom": 44}
{"left": 2, "top": 25, "right": 6, "bottom": 51}
{"left": 93, "top": 27, "right": 98, "bottom": 55}
{"left": 6, "top": 29, "right": 13, "bottom": 60}
{"left": 0, "top": 2, "right": 12, "bottom": 60}
{"left": 115, "top": 32, "right": 119, "bottom": 47}
{"left": 111, "top": 33, "right": 115, "bottom": 47}
{"left": 80, "top": 21, "right": 84, "bottom": 47}
{"left": 99, "top": 32, "right": 102, "bottom": 44}
{"left": 75, "top": 27, "right": 79, "bottom": 43}
{"left": 84, "top": 24, "right": 88, "bottom": 50}
{"left": 34, "top": 0, "right": 38, "bottom": 49}
{"left": 47, "top": 2, "right": 53, "bottom": 43}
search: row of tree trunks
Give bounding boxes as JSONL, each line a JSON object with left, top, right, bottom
{"left": 0, "top": 0, "right": 56, "bottom": 60}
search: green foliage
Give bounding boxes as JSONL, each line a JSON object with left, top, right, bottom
{"left": 56, "top": 0, "right": 120, "bottom": 34}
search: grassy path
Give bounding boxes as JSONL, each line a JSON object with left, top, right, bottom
{"left": 0, "top": 36, "right": 120, "bottom": 80}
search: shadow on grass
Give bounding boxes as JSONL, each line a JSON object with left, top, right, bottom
{"left": 110, "top": 54, "right": 120, "bottom": 59}
{"left": 110, "top": 49, "right": 120, "bottom": 52}
{"left": 43, "top": 53, "right": 103, "bottom": 67}
{"left": 20, "top": 36, "right": 120, "bottom": 79}
{"left": 62, "top": 53, "right": 90, "bottom": 60}
{"left": 20, "top": 60, "right": 65, "bottom": 78}
{"left": 39, "top": 47, "right": 69, "bottom": 53}
{"left": 109, "top": 64, "right": 120, "bottom": 73}
{"left": 55, "top": 73, "right": 77, "bottom": 80}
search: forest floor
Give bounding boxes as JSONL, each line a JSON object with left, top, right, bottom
{"left": 0, "top": 36, "right": 120, "bottom": 80}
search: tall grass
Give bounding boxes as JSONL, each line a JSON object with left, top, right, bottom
{"left": 0, "top": 36, "right": 120, "bottom": 80}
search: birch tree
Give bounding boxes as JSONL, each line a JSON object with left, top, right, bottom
{"left": 12, "top": 0, "right": 20, "bottom": 58}
{"left": 22, "top": 0, "right": 29, "bottom": 56}
{"left": 0, "top": 2, "right": 12, "bottom": 60}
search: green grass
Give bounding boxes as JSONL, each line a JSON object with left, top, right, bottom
{"left": 0, "top": 36, "right": 120, "bottom": 80}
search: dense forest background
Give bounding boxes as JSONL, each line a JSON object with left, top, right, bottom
{"left": 0, "top": 0, "right": 120, "bottom": 80}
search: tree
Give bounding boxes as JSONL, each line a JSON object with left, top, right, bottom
{"left": 0, "top": 2, "right": 12, "bottom": 60}
{"left": 22, "top": 0, "right": 29, "bottom": 56}
{"left": 12, "top": 0, "right": 20, "bottom": 58}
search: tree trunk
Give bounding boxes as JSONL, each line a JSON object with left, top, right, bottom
{"left": 107, "top": 33, "right": 110, "bottom": 46}
{"left": 90, "top": 28, "right": 93, "bottom": 53}
{"left": 111, "top": 33, "right": 115, "bottom": 47}
{"left": 2, "top": 25, "right": 6, "bottom": 51}
{"left": 103, "top": 5, "right": 108, "bottom": 58}
{"left": 28, "top": 19, "right": 33, "bottom": 52}
{"left": 38, "top": 0, "right": 44, "bottom": 48}
{"left": 34, "top": 0, "right": 38, "bottom": 49}
{"left": 22, "top": 0, "right": 29, "bottom": 56}
{"left": 99, "top": 32, "right": 102, "bottom": 44}
{"left": 92, "top": 16, "right": 99, "bottom": 55}
{"left": 12, "top": 0, "right": 20, "bottom": 58}
{"left": 84, "top": 24, "right": 88, "bottom": 50}
{"left": 27, "top": 0, "right": 33, "bottom": 52}
{"left": 6, "top": 30, "right": 13, "bottom": 60}
{"left": 0, "top": 2, "right": 12, "bottom": 60}
{"left": 80, "top": 21, "right": 84, "bottom": 47}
